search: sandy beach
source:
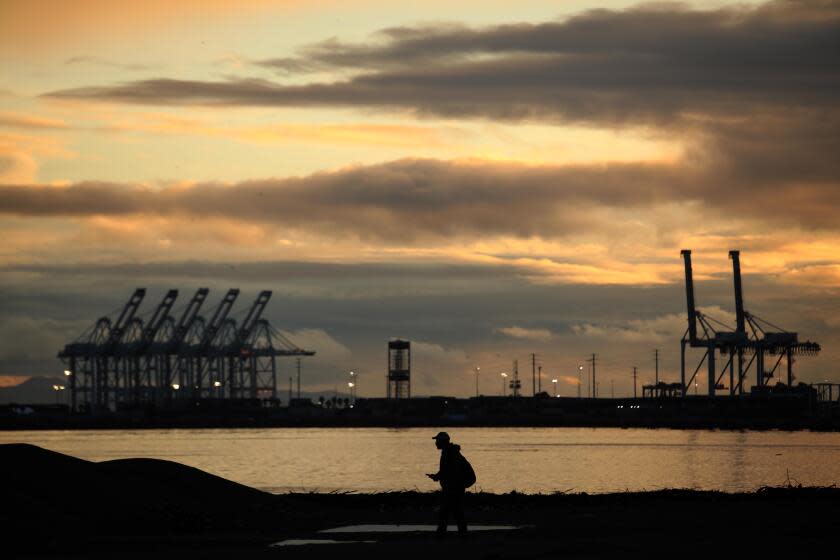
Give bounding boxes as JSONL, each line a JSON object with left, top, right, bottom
{"left": 2, "top": 443, "right": 839, "bottom": 558}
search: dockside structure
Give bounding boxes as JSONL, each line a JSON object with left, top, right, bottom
{"left": 680, "top": 250, "right": 820, "bottom": 398}
{"left": 58, "top": 288, "right": 314, "bottom": 412}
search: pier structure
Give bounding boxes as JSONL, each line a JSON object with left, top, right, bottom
{"left": 58, "top": 288, "right": 314, "bottom": 412}
{"left": 680, "top": 250, "right": 820, "bottom": 398}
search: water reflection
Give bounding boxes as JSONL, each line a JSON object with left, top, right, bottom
{"left": 729, "top": 431, "right": 747, "bottom": 491}
{"left": 2, "top": 427, "right": 840, "bottom": 494}
{"left": 681, "top": 430, "right": 700, "bottom": 489}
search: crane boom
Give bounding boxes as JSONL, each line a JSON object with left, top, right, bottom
{"left": 681, "top": 250, "right": 698, "bottom": 343}
{"left": 170, "top": 288, "right": 209, "bottom": 348}
{"left": 104, "top": 288, "right": 146, "bottom": 350}
{"left": 141, "top": 290, "right": 178, "bottom": 344}
{"left": 199, "top": 289, "right": 239, "bottom": 349}
{"left": 236, "top": 290, "right": 272, "bottom": 345}
{"left": 729, "top": 250, "right": 745, "bottom": 334}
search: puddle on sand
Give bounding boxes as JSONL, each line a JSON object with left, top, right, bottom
{"left": 320, "top": 524, "right": 520, "bottom": 533}
{"left": 270, "top": 539, "right": 376, "bottom": 547}
{"left": 270, "top": 524, "right": 520, "bottom": 546}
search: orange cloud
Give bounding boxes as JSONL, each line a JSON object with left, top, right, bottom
{"left": 101, "top": 112, "right": 458, "bottom": 149}
{"left": 0, "top": 132, "right": 76, "bottom": 184}
{"left": 0, "top": 112, "right": 68, "bottom": 130}
{"left": 235, "top": 123, "right": 453, "bottom": 149}
{"left": 495, "top": 256, "right": 672, "bottom": 286}
{"left": 496, "top": 326, "right": 553, "bottom": 341}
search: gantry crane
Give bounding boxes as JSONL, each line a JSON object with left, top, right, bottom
{"left": 59, "top": 288, "right": 314, "bottom": 412}
{"left": 680, "top": 250, "right": 820, "bottom": 398}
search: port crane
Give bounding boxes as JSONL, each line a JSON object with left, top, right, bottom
{"left": 680, "top": 250, "right": 820, "bottom": 397}
{"left": 59, "top": 288, "right": 314, "bottom": 411}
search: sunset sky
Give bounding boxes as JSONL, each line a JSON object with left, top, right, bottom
{"left": 2, "top": 0, "right": 839, "bottom": 397}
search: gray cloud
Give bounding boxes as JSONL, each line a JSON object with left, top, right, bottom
{"left": 41, "top": 1, "right": 840, "bottom": 224}
{"left": 0, "top": 159, "right": 688, "bottom": 241}
{"left": 2, "top": 152, "right": 840, "bottom": 235}
{"left": 261, "top": 2, "right": 840, "bottom": 77}
{"left": 48, "top": 1, "right": 840, "bottom": 126}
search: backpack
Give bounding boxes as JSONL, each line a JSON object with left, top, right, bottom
{"left": 457, "top": 453, "right": 477, "bottom": 488}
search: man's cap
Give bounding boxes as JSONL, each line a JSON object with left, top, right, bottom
{"left": 433, "top": 431, "right": 450, "bottom": 441}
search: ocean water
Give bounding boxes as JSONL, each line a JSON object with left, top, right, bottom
{"left": 3, "top": 427, "right": 840, "bottom": 494}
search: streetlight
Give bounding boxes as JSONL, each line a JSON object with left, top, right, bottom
{"left": 578, "top": 365, "right": 583, "bottom": 398}
{"left": 172, "top": 383, "right": 180, "bottom": 391}
{"left": 349, "top": 371, "right": 357, "bottom": 402}
{"left": 501, "top": 372, "right": 508, "bottom": 396}
{"left": 552, "top": 378, "right": 558, "bottom": 397}
{"left": 475, "top": 366, "right": 480, "bottom": 398}
{"left": 63, "top": 370, "right": 73, "bottom": 408}
{"left": 52, "top": 384, "right": 65, "bottom": 405}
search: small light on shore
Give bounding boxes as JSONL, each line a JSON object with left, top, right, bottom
{"left": 172, "top": 383, "right": 180, "bottom": 390}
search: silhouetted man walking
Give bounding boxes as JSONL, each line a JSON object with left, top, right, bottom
{"left": 427, "top": 431, "right": 470, "bottom": 536}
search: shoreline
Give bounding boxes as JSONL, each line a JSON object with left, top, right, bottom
{"left": 3, "top": 419, "right": 839, "bottom": 432}
{"left": 5, "top": 393, "right": 838, "bottom": 431}
{"left": 3, "top": 443, "right": 839, "bottom": 558}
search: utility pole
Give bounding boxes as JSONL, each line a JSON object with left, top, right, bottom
{"left": 513, "top": 360, "right": 520, "bottom": 397}
{"left": 587, "top": 354, "right": 597, "bottom": 398}
{"left": 531, "top": 353, "right": 536, "bottom": 396}
{"left": 633, "top": 366, "right": 638, "bottom": 398}
{"left": 296, "top": 357, "right": 301, "bottom": 399}
{"left": 538, "top": 365, "right": 542, "bottom": 394}
{"left": 288, "top": 376, "right": 292, "bottom": 404}
{"left": 475, "top": 366, "right": 480, "bottom": 398}
{"left": 654, "top": 349, "right": 659, "bottom": 385}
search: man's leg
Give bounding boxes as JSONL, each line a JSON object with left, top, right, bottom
{"left": 452, "top": 490, "right": 467, "bottom": 535}
{"left": 437, "top": 491, "right": 450, "bottom": 534}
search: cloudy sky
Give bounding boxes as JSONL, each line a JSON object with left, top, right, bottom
{"left": 1, "top": 0, "right": 839, "bottom": 397}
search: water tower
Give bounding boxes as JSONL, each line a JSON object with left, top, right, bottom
{"left": 387, "top": 339, "right": 411, "bottom": 399}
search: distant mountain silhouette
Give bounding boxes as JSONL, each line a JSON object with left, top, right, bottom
{"left": 0, "top": 376, "right": 65, "bottom": 404}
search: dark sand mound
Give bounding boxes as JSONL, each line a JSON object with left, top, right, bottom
{"left": 0, "top": 444, "right": 279, "bottom": 539}
{"left": 3, "top": 443, "right": 840, "bottom": 559}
